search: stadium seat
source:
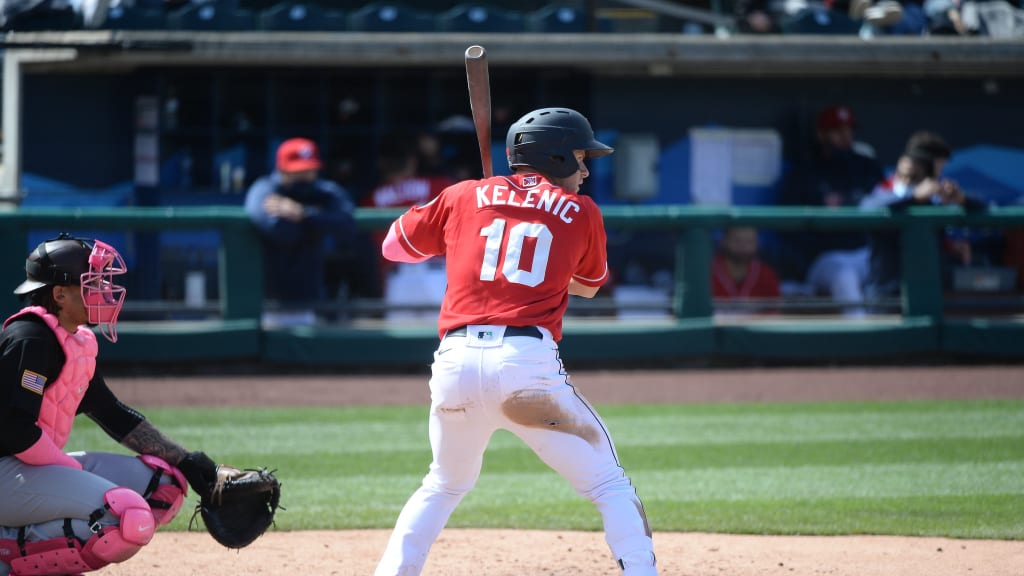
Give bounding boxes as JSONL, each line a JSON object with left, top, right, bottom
{"left": 347, "top": 2, "right": 435, "bottom": 32}
{"left": 102, "top": 5, "right": 167, "bottom": 30}
{"left": 259, "top": 2, "right": 346, "bottom": 31}
{"left": 780, "top": 7, "right": 861, "bottom": 34}
{"left": 525, "top": 3, "right": 588, "bottom": 33}
{"left": 436, "top": 4, "right": 526, "bottom": 33}
{"left": 168, "top": 2, "right": 256, "bottom": 30}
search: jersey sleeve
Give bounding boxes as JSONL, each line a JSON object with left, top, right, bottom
{"left": 80, "top": 370, "right": 146, "bottom": 442}
{"left": 392, "top": 190, "right": 453, "bottom": 258}
{"left": 571, "top": 197, "right": 610, "bottom": 288}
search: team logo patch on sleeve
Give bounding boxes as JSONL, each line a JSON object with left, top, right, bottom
{"left": 20, "top": 370, "right": 47, "bottom": 395}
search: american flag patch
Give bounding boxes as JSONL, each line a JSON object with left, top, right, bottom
{"left": 20, "top": 370, "right": 47, "bottom": 395}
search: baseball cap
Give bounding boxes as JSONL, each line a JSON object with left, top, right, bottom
{"left": 14, "top": 234, "right": 94, "bottom": 295}
{"left": 817, "top": 105, "right": 856, "bottom": 132}
{"left": 276, "top": 138, "right": 322, "bottom": 173}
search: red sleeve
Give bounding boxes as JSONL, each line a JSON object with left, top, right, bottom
{"left": 711, "top": 256, "right": 728, "bottom": 298}
{"left": 571, "top": 197, "right": 609, "bottom": 287}
{"left": 395, "top": 189, "right": 454, "bottom": 258}
{"left": 757, "top": 263, "right": 782, "bottom": 298}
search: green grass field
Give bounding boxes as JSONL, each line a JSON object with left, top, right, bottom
{"left": 69, "top": 399, "right": 1024, "bottom": 539}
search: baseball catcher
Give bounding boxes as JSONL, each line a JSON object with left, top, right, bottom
{"left": 177, "top": 452, "right": 282, "bottom": 549}
{"left": 0, "top": 233, "right": 279, "bottom": 576}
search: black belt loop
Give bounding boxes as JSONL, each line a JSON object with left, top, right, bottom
{"left": 445, "top": 326, "right": 542, "bottom": 339}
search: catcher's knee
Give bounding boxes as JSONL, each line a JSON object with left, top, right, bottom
{"left": 83, "top": 487, "right": 155, "bottom": 566}
{"left": 2, "top": 488, "right": 154, "bottom": 575}
{"left": 138, "top": 454, "right": 188, "bottom": 526}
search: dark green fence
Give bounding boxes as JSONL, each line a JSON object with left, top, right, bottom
{"left": 2, "top": 205, "right": 1022, "bottom": 367}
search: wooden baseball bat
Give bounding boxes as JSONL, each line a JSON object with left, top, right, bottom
{"left": 464, "top": 45, "right": 493, "bottom": 178}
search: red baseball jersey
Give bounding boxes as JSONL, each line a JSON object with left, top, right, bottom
{"left": 711, "top": 256, "right": 781, "bottom": 299}
{"left": 392, "top": 172, "right": 609, "bottom": 341}
{"left": 364, "top": 174, "right": 452, "bottom": 209}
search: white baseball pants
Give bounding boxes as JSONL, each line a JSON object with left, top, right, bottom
{"left": 374, "top": 325, "right": 657, "bottom": 576}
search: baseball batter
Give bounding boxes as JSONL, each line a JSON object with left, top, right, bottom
{"left": 374, "top": 108, "right": 658, "bottom": 576}
{"left": 0, "top": 234, "right": 238, "bottom": 576}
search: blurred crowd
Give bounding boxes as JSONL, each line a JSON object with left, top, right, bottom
{"left": 3, "top": 1, "right": 1020, "bottom": 323}
{"left": 626, "top": 103, "right": 1022, "bottom": 318}
{"left": 243, "top": 102, "right": 1023, "bottom": 327}
{"left": 1, "top": 0, "right": 1021, "bottom": 37}
{"left": 734, "top": 0, "right": 1024, "bottom": 37}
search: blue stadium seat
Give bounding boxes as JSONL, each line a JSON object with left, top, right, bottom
{"left": 102, "top": 5, "right": 167, "bottom": 30}
{"left": 436, "top": 4, "right": 525, "bottom": 32}
{"left": 168, "top": 2, "right": 256, "bottom": 30}
{"left": 348, "top": 2, "right": 436, "bottom": 31}
{"left": 347, "top": 2, "right": 435, "bottom": 31}
{"left": 525, "top": 3, "right": 588, "bottom": 33}
{"left": 259, "top": 2, "right": 346, "bottom": 30}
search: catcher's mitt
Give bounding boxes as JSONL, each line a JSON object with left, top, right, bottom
{"left": 179, "top": 452, "right": 282, "bottom": 549}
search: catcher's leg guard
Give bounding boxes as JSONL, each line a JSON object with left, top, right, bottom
{"left": 2, "top": 487, "right": 153, "bottom": 576}
{"left": 138, "top": 454, "right": 187, "bottom": 526}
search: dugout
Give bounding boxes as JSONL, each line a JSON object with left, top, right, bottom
{"left": 0, "top": 31, "right": 1022, "bottom": 368}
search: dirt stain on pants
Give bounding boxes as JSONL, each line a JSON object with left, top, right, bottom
{"left": 501, "top": 389, "right": 601, "bottom": 446}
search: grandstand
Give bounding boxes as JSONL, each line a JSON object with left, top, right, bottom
{"left": 1, "top": 1, "right": 1022, "bottom": 367}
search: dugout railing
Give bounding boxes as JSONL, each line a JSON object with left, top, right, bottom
{"left": 1, "top": 205, "right": 1022, "bottom": 367}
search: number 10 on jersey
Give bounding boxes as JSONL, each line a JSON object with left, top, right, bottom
{"left": 479, "top": 218, "right": 552, "bottom": 287}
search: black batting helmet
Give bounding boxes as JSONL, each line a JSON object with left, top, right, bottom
{"left": 506, "top": 108, "right": 614, "bottom": 179}
{"left": 13, "top": 233, "right": 95, "bottom": 295}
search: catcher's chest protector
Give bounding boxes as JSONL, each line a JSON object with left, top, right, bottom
{"left": 9, "top": 307, "right": 97, "bottom": 447}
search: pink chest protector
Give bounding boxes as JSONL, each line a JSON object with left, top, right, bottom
{"left": 5, "top": 306, "right": 97, "bottom": 447}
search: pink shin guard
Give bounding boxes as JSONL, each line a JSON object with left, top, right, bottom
{"left": 5, "top": 488, "right": 153, "bottom": 576}
{"left": 138, "top": 455, "right": 188, "bottom": 526}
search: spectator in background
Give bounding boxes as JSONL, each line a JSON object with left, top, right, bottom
{"left": 414, "top": 130, "right": 448, "bottom": 179}
{"left": 245, "top": 137, "right": 356, "bottom": 328}
{"left": 860, "top": 131, "right": 986, "bottom": 296}
{"left": 924, "top": 0, "right": 971, "bottom": 33}
{"left": 711, "top": 226, "right": 782, "bottom": 313}
{"left": 870, "top": 0, "right": 929, "bottom": 34}
{"left": 734, "top": 0, "right": 783, "bottom": 33}
{"left": 366, "top": 133, "right": 453, "bottom": 211}
{"left": 783, "top": 104, "right": 885, "bottom": 316}
{"left": 364, "top": 133, "right": 454, "bottom": 322}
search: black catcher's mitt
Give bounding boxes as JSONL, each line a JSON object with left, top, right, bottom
{"left": 179, "top": 452, "right": 282, "bottom": 549}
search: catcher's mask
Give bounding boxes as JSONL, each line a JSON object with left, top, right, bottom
{"left": 506, "top": 107, "right": 614, "bottom": 179}
{"left": 15, "top": 233, "right": 127, "bottom": 343}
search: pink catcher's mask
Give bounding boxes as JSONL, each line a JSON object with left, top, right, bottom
{"left": 80, "top": 239, "right": 127, "bottom": 342}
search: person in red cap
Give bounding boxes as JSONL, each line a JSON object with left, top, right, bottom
{"left": 781, "top": 104, "right": 886, "bottom": 316}
{"left": 244, "top": 137, "right": 356, "bottom": 327}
